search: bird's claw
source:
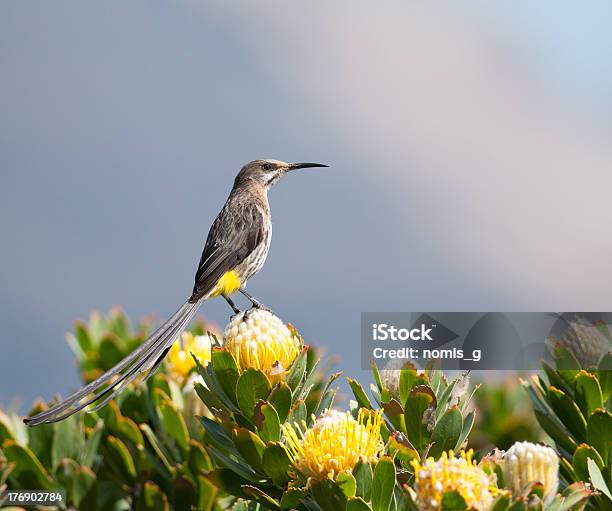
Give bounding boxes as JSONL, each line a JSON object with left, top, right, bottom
{"left": 245, "top": 303, "right": 273, "bottom": 318}
{"left": 230, "top": 310, "right": 244, "bottom": 321}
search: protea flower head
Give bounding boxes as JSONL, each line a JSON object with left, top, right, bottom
{"left": 223, "top": 309, "right": 302, "bottom": 381}
{"left": 503, "top": 441, "right": 559, "bottom": 500}
{"left": 410, "top": 450, "right": 495, "bottom": 511}
{"left": 547, "top": 315, "right": 611, "bottom": 368}
{"left": 379, "top": 358, "right": 404, "bottom": 399}
{"left": 167, "top": 332, "right": 212, "bottom": 379}
{"left": 282, "top": 409, "right": 384, "bottom": 480}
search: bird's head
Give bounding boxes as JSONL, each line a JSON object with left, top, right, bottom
{"left": 234, "top": 159, "right": 328, "bottom": 189}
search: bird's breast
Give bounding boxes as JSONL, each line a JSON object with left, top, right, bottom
{"left": 210, "top": 270, "right": 242, "bottom": 297}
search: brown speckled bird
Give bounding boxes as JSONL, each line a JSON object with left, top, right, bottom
{"left": 24, "top": 159, "right": 327, "bottom": 425}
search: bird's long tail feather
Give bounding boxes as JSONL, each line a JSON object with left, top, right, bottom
{"left": 23, "top": 299, "right": 201, "bottom": 426}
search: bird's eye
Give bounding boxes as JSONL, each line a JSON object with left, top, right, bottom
{"left": 262, "top": 163, "right": 272, "bottom": 171}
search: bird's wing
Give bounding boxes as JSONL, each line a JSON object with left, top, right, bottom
{"left": 190, "top": 202, "right": 266, "bottom": 301}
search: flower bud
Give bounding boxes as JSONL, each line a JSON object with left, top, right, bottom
{"left": 503, "top": 441, "right": 559, "bottom": 499}
{"left": 223, "top": 310, "right": 302, "bottom": 381}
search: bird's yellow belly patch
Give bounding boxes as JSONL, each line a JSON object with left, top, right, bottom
{"left": 211, "top": 270, "right": 241, "bottom": 297}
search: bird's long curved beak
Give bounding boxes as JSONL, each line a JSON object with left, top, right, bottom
{"left": 288, "top": 162, "right": 329, "bottom": 170}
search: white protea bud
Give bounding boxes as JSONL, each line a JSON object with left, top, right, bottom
{"left": 503, "top": 442, "right": 559, "bottom": 500}
{"left": 548, "top": 315, "right": 611, "bottom": 368}
{"left": 223, "top": 310, "right": 302, "bottom": 381}
{"left": 379, "top": 358, "right": 404, "bottom": 399}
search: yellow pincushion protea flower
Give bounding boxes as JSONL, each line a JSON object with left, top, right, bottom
{"left": 167, "top": 332, "right": 212, "bottom": 379}
{"left": 282, "top": 409, "right": 384, "bottom": 480}
{"left": 503, "top": 442, "right": 558, "bottom": 500}
{"left": 410, "top": 450, "right": 495, "bottom": 511}
{"left": 223, "top": 309, "right": 302, "bottom": 381}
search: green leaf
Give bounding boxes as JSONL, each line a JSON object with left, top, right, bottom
{"left": 236, "top": 368, "right": 271, "bottom": 419}
{"left": 268, "top": 383, "right": 292, "bottom": 423}
{"left": 241, "top": 485, "right": 281, "bottom": 511}
{"left": 547, "top": 386, "right": 587, "bottom": 442}
{"left": 553, "top": 345, "right": 581, "bottom": 372}
{"left": 105, "top": 435, "right": 137, "bottom": 482}
{"left": 574, "top": 370, "right": 603, "bottom": 417}
{"left": 337, "top": 472, "right": 357, "bottom": 498}
{"left": 109, "top": 309, "right": 131, "bottom": 339}
{"left": 436, "top": 379, "right": 456, "bottom": 417}
{"left": 194, "top": 381, "right": 225, "bottom": 412}
{"left": 207, "top": 446, "right": 258, "bottom": 481}
{"left": 429, "top": 406, "right": 463, "bottom": 459}
{"left": 348, "top": 377, "right": 374, "bottom": 409}
{"left": 115, "top": 416, "right": 144, "bottom": 448}
{"left": 532, "top": 409, "right": 577, "bottom": 455}
{"left": 188, "top": 439, "right": 212, "bottom": 474}
{"left": 254, "top": 401, "right": 281, "bottom": 442}
{"left": 286, "top": 400, "right": 307, "bottom": 426}
{"left": 73, "top": 321, "right": 94, "bottom": 352}
{"left": 388, "top": 433, "right": 419, "bottom": 468}
{"left": 542, "top": 361, "right": 574, "bottom": 397}
{"left": 135, "top": 481, "right": 169, "bottom": 511}
{"left": 372, "top": 456, "right": 396, "bottom": 511}
{"left": 506, "top": 500, "right": 527, "bottom": 511}
{"left": 455, "top": 411, "right": 475, "bottom": 452}
{"left": 441, "top": 490, "right": 467, "bottom": 511}
{"left": 1, "top": 440, "right": 55, "bottom": 490}
{"left": 558, "top": 482, "right": 594, "bottom": 511}
{"left": 51, "top": 414, "right": 85, "bottom": 469}
{"left": 81, "top": 419, "right": 103, "bottom": 468}
{"left": 263, "top": 442, "right": 292, "bottom": 486}
{"left": 199, "top": 416, "right": 237, "bottom": 454}
{"left": 197, "top": 475, "right": 217, "bottom": 511}
{"left": 598, "top": 353, "right": 612, "bottom": 400}
{"left": 399, "top": 366, "right": 418, "bottom": 406}
{"left": 311, "top": 479, "right": 348, "bottom": 511}
{"left": 99, "top": 335, "right": 124, "bottom": 370}
{"left": 586, "top": 408, "right": 612, "bottom": 464}
{"left": 572, "top": 444, "right": 604, "bottom": 481}
{"left": 140, "top": 424, "right": 175, "bottom": 475}
{"left": 315, "top": 388, "right": 338, "bottom": 419}
{"left": 211, "top": 348, "right": 240, "bottom": 403}
{"left": 71, "top": 465, "right": 97, "bottom": 508}
{"left": 404, "top": 386, "right": 435, "bottom": 450}
{"left": 173, "top": 475, "right": 197, "bottom": 511}
{"left": 587, "top": 458, "right": 612, "bottom": 500}
{"left": 490, "top": 494, "right": 511, "bottom": 511}
{"left": 281, "top": 488, "right": 308, "bottom": 510}
{"left": 232, "top": 427, "right": 266, "bottom": 474}
{"left": 158, "top": 398, "right": 189, "bottom": 452}
{"left": 206, "top": 469, "right": 251, "bottom": 499}
{"left": 382, "top": 399, "right": 405, "bottom": 432}
{"left": 371, "top": 361, "right": 383, "bottom": 392}
{"left": 347, "top": 496, "right": 373, "bottom": 511}
{"left": 286, "top": 348, "right": 307, "bottom": 392}
{"left": 55, "top": 459, "right": 97, "bottom": 508}
{"left": 26, "top": 420, "right": 54, "bottom": 467}
{"left": 353, "top": 460, "right": 373, "bottom": 501}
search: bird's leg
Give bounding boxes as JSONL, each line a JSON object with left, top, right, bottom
{"left": 239, "top": 288, "right": 272, "bottom": 313}
{"left": 223, "top": 294, "right": 241, "bottom": 316}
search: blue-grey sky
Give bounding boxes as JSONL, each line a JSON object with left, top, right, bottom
{"left": 2, "top": 2, "right": 612, "bottom": 408}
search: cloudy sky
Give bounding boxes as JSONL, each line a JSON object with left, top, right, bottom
{"left": 2, "top": 2, "right": 611, "bottom": 408}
